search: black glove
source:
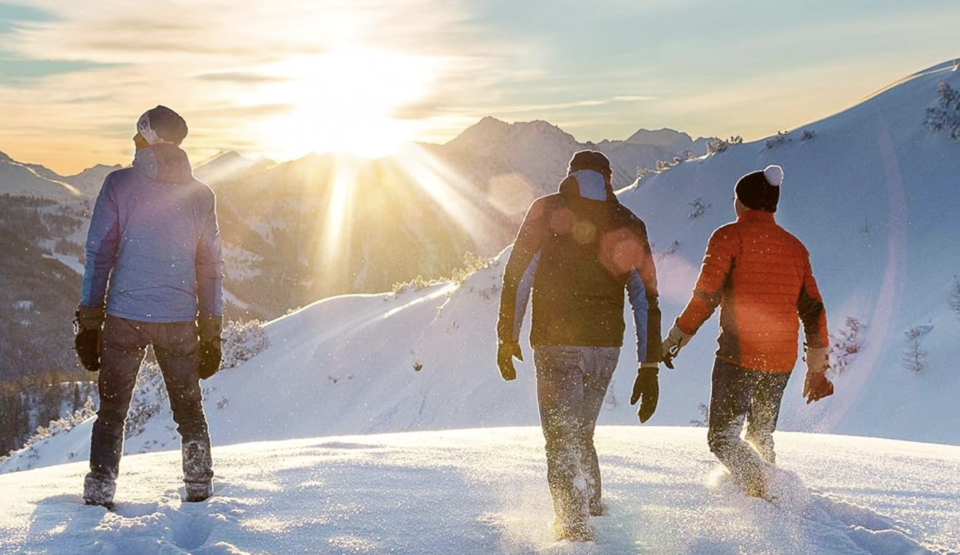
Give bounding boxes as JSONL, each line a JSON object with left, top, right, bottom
{"left": 74, "top": 305, "right": 105, "bottom": 372}
{"left": 198, "top": 316, "right": 223, "bottom": 380}
{"left": 497, "top": 340, "right": 522, "bottom": 381}
{"left": 803, "top": 371, "right": 834, "bottom": 404}
{"left": 630, "top": 365, "right": 660, "bottom": 423}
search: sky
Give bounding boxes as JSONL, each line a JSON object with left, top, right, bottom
{"left": 0, "top": 0, "right": 957, "bottom": 174}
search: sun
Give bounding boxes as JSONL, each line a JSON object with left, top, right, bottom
{"left": 252, "top": 49, "right": 440, "bottom": 160}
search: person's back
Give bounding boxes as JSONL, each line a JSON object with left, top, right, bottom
{"left": 681, "top": 210, "right": 821, "bottom": 373}
{"left": 497, "top": 150, "right": 662, "bottom": 541}
{"left": 94, "top": 144, "right": 221, "bottom": 322}
{"left": 75, "top": 106, "right": 223, "bottom": 509}
{"left": 521, "top": 174, "right": 655, "bottom": 350}
{"left": 662, "top": 165, "right": 834, "bottom": 499}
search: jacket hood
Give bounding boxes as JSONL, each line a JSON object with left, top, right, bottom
{"left": 558, "top": 169, "right": 616, "bottom": 202}
{"left": 133, "top": 143, "right": 194, "bottom": 183}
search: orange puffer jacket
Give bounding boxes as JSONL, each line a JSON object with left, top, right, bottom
{"left": 677, "top": 210, "right": 828, "bottom": 373}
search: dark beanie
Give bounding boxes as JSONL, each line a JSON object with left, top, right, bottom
{"left": 735, "top": 165, "right": 783, "bottom": 212}
{"left": 145, "top": 105, "right": 189, "bottom": 145}
{"left": 568, "top": 150, "right": 611, "bottom": 177}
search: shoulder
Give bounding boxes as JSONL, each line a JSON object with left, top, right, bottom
{"left": 710, "top": 221, "right": 740, "bottom": 242}
{"left": 103, "top": 167, "right": 136, "bottom": 188}
{"left": 779, "top": 226, "right": 811, "bottom": 259}
{"left": 526, "top": 193, "right": 564, "bottom": 220}
{"left": 614, "top": 203, "right": 646, "bottom": 232}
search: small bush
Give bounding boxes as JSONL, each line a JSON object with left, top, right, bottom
{"left": 925, "top": 81, "right": 960, "bottom": 141}
{"left": 830, "top": 316, "right": 863, "bottom": 375}
{"left": 948, "top": 275, "right": 960, "bottom": 318}
{"left": 221, "top": 319, "right": 270, "bottom": 370}
{"left": 707, "top": 136, "right": 743, "bottom": 154}
{"left": 801, "top": 130, "right": 816, "bottom": 141}
{"left": 764, "top": 131, "right": 791, "bottom": 149}
{"left": 688, "top": 198, "right": 711, "bottom": 219}
{"left": 902, "top": 326, "right": 927, "bottom": 375}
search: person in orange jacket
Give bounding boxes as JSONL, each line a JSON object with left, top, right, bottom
{"left": 662, "top": 164, "right": 834, "bottom": 498}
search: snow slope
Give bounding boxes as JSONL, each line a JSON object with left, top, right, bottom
{"left": 616, "top": 59, "right": 960, "bottom": 445}
{"left": 3, "top": 59, "right": 958, "bottom": 487}
{"left": 1, "top": 428, "right": 957, "bottom": 555}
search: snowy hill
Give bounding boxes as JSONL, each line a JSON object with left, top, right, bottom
{"left": 1, "top": 428, "right": 957, "bottom": 554}
{"left": 616, "top": 59, "right": 960, "bottom": 445}
{"left": 4, "top": 60, "right": 960, "bottom": 474}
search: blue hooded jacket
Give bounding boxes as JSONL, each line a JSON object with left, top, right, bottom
{"left": 80, "top": 144, "right": 223, "bottom": 322}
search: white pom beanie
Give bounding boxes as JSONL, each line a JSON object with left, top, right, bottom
{"left": 735, "top": 164, "right": 783, "bottom": 212}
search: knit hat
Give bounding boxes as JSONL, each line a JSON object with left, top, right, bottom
{"left": 735, "top": 165, "right": 783, "bottom": 212}
{"left": 568, "top": 150, "right": 612, "bottom": 177}
{"left": 136, "top": 105, "right": 188, "bottom": 146}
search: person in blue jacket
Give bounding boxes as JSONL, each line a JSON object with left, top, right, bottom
{"left": 497, "top": 150, "right": 662, "bottom": 541}
{"left": 74, "top": 106, "right": 223, "bottom": 508}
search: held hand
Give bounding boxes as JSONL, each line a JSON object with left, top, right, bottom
{"left": 630, "top": 364, "right": 660, "bottom": 423}
{"left": 497, "top": 340, "right": 523, "bottom": 381}
{"left": 660, "top": 323, "right": 693, "bottom": 369}
{"left": 802, "top": 345, "right": 833, "bottom": 404}
{"left": 803, "top": 371, "right": 834, "bottom": 404}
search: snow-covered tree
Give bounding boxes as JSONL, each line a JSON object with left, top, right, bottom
{"left": 925, "top": 81, "right": 960, "bottom": 141}
{"left": 902, "top": 326, "right": 927, "bottom": 375}
{"left": 949, "top": 275, "right": 960, "bottom": 318}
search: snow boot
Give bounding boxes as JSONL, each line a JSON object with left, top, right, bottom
{"left": 83, "top": 473, "right": 116, "bottom": 510}
{"left": 551, "top": 517, "right": 595, "bottom": 542}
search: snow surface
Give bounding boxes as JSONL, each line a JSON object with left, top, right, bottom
{"left": 5, "top": 61, "right": 960, "bottom": 476}
{"left": 1, "top": 428, "right": 957, "bottom": 555}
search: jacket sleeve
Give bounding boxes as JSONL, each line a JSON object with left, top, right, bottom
{"left": 676, "top": 226, "right": 737, "bottom": 335}
{"left": 797, "top": 254, "right": 829, "bottom": 348}
{"left": 195, "top": 188, "right": 224, "bottom": 318}
{"left": 80, "top": 174, "right": 120, "bottom": 308}
{"left": 626, "top": 220, "right": 662, "bottom": 364}
{"left": 497, "top": 199, "right": 545, "bottom": 343}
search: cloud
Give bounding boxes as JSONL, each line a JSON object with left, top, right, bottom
{"left": 194, "top": 71, "right": 292, "bottom": 84}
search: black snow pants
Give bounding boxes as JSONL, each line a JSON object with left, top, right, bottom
{"left": 84, "top": 316, "right": 213, "bottom": 504}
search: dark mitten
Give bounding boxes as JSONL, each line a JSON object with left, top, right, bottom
{"left": 497, "top": 340, "right": 522, "bottom": 381}
{"left": 803, "top": 371, "right": 834, "bottom": 404}
{"left": 74, "top": 305, "right": 105, "bottom": 372}
{"left": 198, "top": 316, "right": 223, "bottom": 380}
{"left": 630, "top": 365, "right": 659, "bottom": 423}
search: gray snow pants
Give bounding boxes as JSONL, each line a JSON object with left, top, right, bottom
{"left": 84, "top": 316, "right": 213, "bottom": 504}
{"left": 707, "top": 358, "right": 790, "bottom": 492}
{"left": 534, "top": 346, "right": 619, "bottom": 526}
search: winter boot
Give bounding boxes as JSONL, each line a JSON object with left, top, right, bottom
{"left": 551, "top": 517, "right": 595, "bottom": 542}
{"left": 181, "top": 440, "right": 214, "bottom": 502}
{"left": 83, "top": 474, "right": 117, "bottom": 510}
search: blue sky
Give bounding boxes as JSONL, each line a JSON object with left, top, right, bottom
{"left": 0, "top": 0, "right": 957, "bottom": 172}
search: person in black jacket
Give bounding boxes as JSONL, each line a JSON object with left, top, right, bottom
{"left": 497, "top": 150, "right": 662, "bottom": 541}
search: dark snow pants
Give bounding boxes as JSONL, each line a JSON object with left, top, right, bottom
{"left": 84, "top": 316, "right": 213, "bottom": 504}
{"left": 707, "top": 358, "right": 790, "bottom": 491}
{"left": 534, "top": 346, "right": 619, "bottom": 526}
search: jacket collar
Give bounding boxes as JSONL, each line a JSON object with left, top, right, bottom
{"left": 133, "top": 143, "right": 193, "bottom": 183}
{"left": 558, "top": 169, "right": 616, "bottom": 202}
{"left": 737, "top": 209, "right": 776, "bottom": 223}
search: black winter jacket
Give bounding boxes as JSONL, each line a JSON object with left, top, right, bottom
{"left": 497, "top": 169, "right": 662, "bottom": 363}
